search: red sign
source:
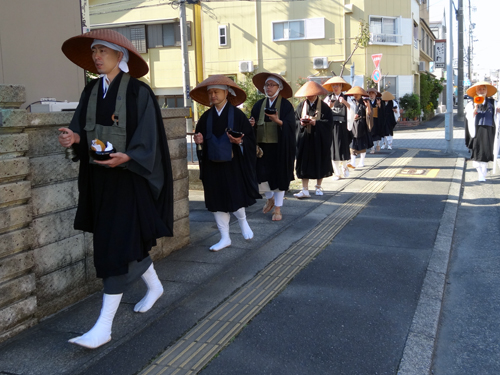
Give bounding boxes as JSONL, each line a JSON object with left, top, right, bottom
{"left": 372, "top": 69, "right": 381, "bottom": 83}
{"left": 371, "top": 54, "right": 383, "bottom": 69}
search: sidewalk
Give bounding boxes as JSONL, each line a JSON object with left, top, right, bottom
{"left": 1, "top": 114, "right": 498, "bottom": 375}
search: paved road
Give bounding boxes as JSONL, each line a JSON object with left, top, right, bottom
{"left": 1, "top": 113, "right": 499, "bottom": 375}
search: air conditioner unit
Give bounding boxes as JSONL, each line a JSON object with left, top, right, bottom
{"left": 313, "top": 57, "right": 329, "bottom": 70}
{"left": 30, "top": 100, "right": 79, "bottom": 113}
{"left": 418, "top": 62, "right": 426, "bottom": 72}
{"left": 239, "top": 60, "right": 254, "bottom": 73}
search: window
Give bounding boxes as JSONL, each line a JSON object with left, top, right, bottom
{"left": 130, "top": 26, "right": 146, "bottom": 53}
{"left": 109, "top": 25, "right": 147, "bottom": 53}
{"left": 272, "top": 18, "right": 325, "bottom": 41}
{"left": 219, "top": 25, "right": 227, "bottom": 46}
{"left": 157, "top": 95, "right": 184, "bottom": 108}
{"left": 370, "top": 16, "right": 402, "bottom": 44}
{"left": 147, "top": 22, "right": 192, "bottom": 48}
{"left": 382, "top": 76, "right": 397, "bottom": 97}
{"left": 273, "top": 20, "right": 303, "bottom": 40}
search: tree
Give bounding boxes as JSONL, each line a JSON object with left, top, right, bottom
{"left": 420, "top": 73, "right": 444, "bottom": 120}
{"left": 239, "top": 73, "right": 265, "bottom": 117}
{"left": 338, "top": 21, "right": 371, "bottom": 77}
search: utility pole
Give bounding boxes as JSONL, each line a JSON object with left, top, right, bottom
{"left": 179, "top": 0, "right": 193, "bottom": 132}
{"left": 445, "top": 0, "right": 454, "bottom": 153}
{"left": 468, "top": 0, "right": 472, "bottom": 81}
{"left": 457, "top": 0, "right": 464, "bottom": 120}
{"left": 179, "top": 0, "right": 191, "bottom": 108}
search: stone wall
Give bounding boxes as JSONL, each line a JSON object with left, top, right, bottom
{"left": 0, "top": 84, "right": 190, "bottom": 343}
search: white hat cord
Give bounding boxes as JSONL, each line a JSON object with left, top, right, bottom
{"left": 265, "top": 76, "right": 282, "bottom": 99}
{"left": 207, "top": 85, "right": 236, "bottom": 96}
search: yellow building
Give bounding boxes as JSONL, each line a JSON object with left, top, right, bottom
{"left": 88, "top": 0, "right": 434, "bottom": 104}
{"left": 201, "top": 0, "right": 431, "bottom": 100}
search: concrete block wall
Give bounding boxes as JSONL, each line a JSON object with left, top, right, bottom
{"left": 0, "top": 85, "right": 37, "bottom": 343}
{"left": 0, "top": 84, "right": 190, "bottom": 343}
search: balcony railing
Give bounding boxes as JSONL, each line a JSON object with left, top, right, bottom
{"left": 370, "top": 33, "right": 403, "bottom": 45}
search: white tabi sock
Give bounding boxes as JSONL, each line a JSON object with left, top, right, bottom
{"left": 381, "top": 137, "right": 387, "bottom": 149}
{"left": 134, "top": 264, "right": 164, "bottom": 313}
{"left": 359, "top": 152, "right": 366, "bottom": 167}
{"left": 69, "top": 293, "right": 122, "bottom": 349}
{"left": 233, "top": 207, "right": 253, "bottom": 240}
{"left": 481, "top": 162, "right": 488, "bottom": 179}
{"left": 473, "top": 161, "right": 487, "bottom": 182}
{"left": 332, "top": 160, "right": 341, "bottom": 177}
{"left": 350, "top": 155, "right": 356, "bottom": 167}
{"left": 342, "top": 161, "right": 349, "bottom": 177}
{"left": 210, "top": 212, "right": 231, "bottom": 251}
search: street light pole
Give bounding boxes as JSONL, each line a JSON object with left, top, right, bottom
{"left": 445, "top": 0, "right": 454, "bottom": 153}
{"left": 457, "top": 0, "right": 464, "bottom": 120}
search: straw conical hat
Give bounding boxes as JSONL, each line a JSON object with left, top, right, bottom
{"left": 295, "top": 81, "right": 330, "bottom": 97}
{"left": 466, "top": 81, "right": 497, "bottom": 98}
{"left": 345, "top": 86, "right": 368, "bottom": 97}
{"left": 322, "top": 76, "right": 352, "bottom": 92}
{"left": 252, "top": 72, "right": 293, "bottom": 99}
{"left": 61, "top": 29, "right": 149, "bottom": 78}
{"left": 190, "top": 75, "right": 247, "bottom": 107}
{"left": 381, "top": 91, "right": 395, "bottom": 100}
{"left": 366, "top": 88, "right": 382, "bottom": 97}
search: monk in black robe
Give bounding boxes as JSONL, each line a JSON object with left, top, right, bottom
{"left": 465, "top": 82, "right": 500, "bottom": 181}
{"left": 59, "top": 30, "right": 173, "bottom": 349}
{"left": 367, "top": 88, "right": 383, "bottom": 153}
{"left": 192, "top": 76, "right": 260, "bottom": 251}
{"left": 293, "top": 81, "right": 333, "bottom": 198}
{"left": 322, "top": 76, "right": 354, "bottom": 179}
{"left": 250, "top": 73, "right": 296, "bottom": 221}
{"left": 380, "top": 91, "right": 398, "bottom": 150}
{"left": 345, "top": 86, "right": 373, "bottom": 169}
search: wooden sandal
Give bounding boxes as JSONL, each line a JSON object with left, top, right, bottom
{"left": 263, "top": 197, "right": 275, "bottom": 214}
{"left": 272, "top": 209, "right": 282, "bottom": 221}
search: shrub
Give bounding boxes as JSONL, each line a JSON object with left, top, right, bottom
{"left": 399, "top": 93, "right": 421, "bottom": 120}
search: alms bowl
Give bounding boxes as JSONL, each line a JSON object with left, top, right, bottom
{"left": 89, "top": 148, "right": 116, "bottom": 161}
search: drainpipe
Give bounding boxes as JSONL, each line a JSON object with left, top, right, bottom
{"left": 194, "top": 2, "right": 203, "bottom": 85}
{"left": 255, "top": 0, "right": 262, "bottom": 70}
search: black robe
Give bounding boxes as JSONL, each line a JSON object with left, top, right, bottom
{"left": 369, "top": 99, "right": 383, "bottom": 141}
{"left": 329, "top": 94, "right": 352, "bottom": 161}
{"left": 69, "top": 73, "right": 174, "bottom": 278}
{"left": 350, "top": 99, "right": 374, "bottom": 151}
{"left": 251, "top": 97, "right": 296, "bottom": 191}
{"left": 295, "top": 99, "right": 334, "bottom": 179}
{"left": 381, "top": 100, "right": 397, "bottom": 136}
{"left": 196, "top": 103, "right": 260, "bottom": 212}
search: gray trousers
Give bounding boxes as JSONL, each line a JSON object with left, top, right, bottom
{"left": 102, "top": 256, "right": 152, "bottom": 294}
